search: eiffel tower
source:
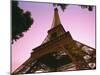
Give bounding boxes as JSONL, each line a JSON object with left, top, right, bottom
{"left": 12, "top": 8, "right": 96, "bottom": 74}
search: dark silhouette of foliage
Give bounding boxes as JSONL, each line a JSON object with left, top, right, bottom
{"left": 53, "top": 3, "right": 68, "bottom": 11}
{"left": 80, "top": 5, "right": 93, "bottom": 11}
{"left": 12, "top": 1, "right": 33, "bottom": 44}
{"left": 53, "top": 3, "right": 94, "bottom": 12}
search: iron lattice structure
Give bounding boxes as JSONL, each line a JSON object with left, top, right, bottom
{"left": 12, "top": 8, "right": 96, "bottom": 75}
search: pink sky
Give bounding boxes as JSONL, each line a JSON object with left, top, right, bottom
{"left": 12, "top": 1, "right": 96, "bottom": 72}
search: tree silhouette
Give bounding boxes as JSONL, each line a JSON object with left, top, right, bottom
{"left": 53, "top": 3, "right": 94, "bottom": 12}
{"left": 12, "top": 1, "right": 33, "bottom": 44}
{"left": 53, "top": 3, "right": 68, "bottom": 11}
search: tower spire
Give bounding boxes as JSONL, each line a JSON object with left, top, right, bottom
{"left": 42, "top": 8, "right": 65, "bottom": 44}
{"left": 51, "top": 8, "right": 61, "bottom": 28}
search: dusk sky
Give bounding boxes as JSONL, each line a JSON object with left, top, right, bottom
{"left": 12, "top": 1, "right": 96, "bottom": 72}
